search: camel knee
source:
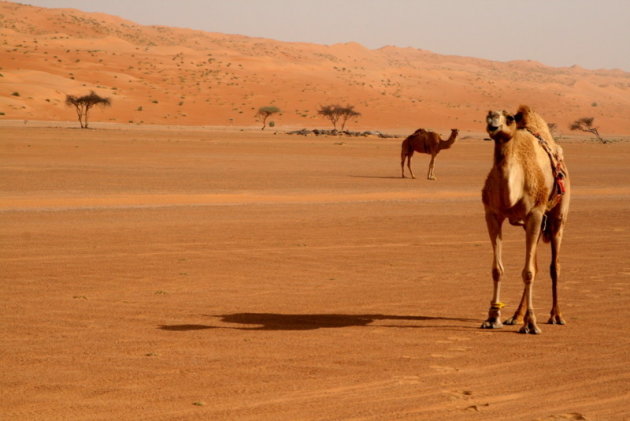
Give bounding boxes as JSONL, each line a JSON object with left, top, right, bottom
{"left": 492, "top": 267, "right": 502, "bottom": 282}
{"left": 521, "top": 269, "right": 535, "bottom": 283}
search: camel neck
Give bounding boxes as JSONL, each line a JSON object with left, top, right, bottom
{"left": 439, "top": 133, "right": 457, "bottom": 150}
{"left": 493, "top": 136, "right": 514, "bottom": 166}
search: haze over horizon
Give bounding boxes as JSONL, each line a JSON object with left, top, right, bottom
{"left": 17, "top": 0, "right": 630, "bottom": 72}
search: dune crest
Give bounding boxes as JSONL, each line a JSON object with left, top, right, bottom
{"left": 1, "top": 1, "right": 629, "bottom": 133}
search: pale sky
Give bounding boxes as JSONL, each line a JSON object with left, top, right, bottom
{"left": 20, "top": 0, "right": 630, "bottom": 71}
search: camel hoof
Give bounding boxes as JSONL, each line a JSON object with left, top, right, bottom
{"left": 480, "top": 319, "right": 503, "bottom": 329}
{"left": 503, "top": 317, "right": 521, "bottom": 325}
{"left": 547, "top": 315, "right": 566, "bottom": 325}
{"left": 518, "top": 324, "right": 541, "bottom": 334}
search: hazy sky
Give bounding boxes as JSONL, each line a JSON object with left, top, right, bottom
{"left": 21, "top": 0, "right": 630, "bottom": 71}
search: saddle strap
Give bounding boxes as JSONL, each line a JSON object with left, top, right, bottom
{"left": 526, "top": 129, "right": 567, "bottom": 209}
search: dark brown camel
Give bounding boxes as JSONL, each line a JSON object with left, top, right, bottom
{"left": 400, "top": 128, "right": 459, "bottom": 180}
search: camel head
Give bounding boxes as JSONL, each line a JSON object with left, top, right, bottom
{"left": 486, "top": 110, "right": 516, "bottom": 141}
{"left": 450, "top": 128, "right": 459, "bottom": 138}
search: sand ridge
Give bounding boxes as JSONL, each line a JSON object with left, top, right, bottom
{"left": 1, "top": 1, "right": 630, "bottom": 134}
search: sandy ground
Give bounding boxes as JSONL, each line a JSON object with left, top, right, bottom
{"left": 1, "top": 125, "right": 629, "bottom": 421}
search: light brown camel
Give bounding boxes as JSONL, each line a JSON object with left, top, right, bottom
{"left": 481, "top": 105, "right": 570, "bottom": 334}
{"left": 400, "top": 128, "right": 459, "bottom": 180}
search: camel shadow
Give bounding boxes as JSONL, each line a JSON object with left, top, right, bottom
{"left": 158, "top": 324, "right": 217, "bottom": 331}
{"left": 159, "top": 313, "right": 476, "bottom": 332}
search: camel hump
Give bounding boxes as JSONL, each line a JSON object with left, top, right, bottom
{"left": 413, "top": 128, "right": 427, "bottom": 135}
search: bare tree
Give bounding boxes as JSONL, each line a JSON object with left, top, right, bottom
{"left": 65, "top": 91, "right": 111, "bottom": 128}
{"left": 256, "top": 106, "right": 280, "bottom": 130}
{"left": 570, "top": 117, "right": 607, "bottom": 143}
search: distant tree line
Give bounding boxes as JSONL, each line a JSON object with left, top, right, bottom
{"left": 63, "top": 92, "right": 609, "bottom": 144}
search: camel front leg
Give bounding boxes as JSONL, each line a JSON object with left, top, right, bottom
{"left": 427, "top": 155, "right": 437, "bottom": 180}
{"left": 481, "top": 212, "right": 505, "bottom": 329}
{"left": 519, "top": 211, "right": 544, "bottom": 334}
{"left": 548, "top": 218, "right": 566, "bottom": 325}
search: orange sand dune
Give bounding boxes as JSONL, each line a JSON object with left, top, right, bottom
{"left": 1, "top": 1, "right": 630, "bottom": 134}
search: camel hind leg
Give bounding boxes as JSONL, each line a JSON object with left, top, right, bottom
{"left": 518, "top": 211, "right": 544, "bottom": 334}
{"left": 548, "top": 216, "right": 566, "bottom": 325}
{"left": 401, "top": 150, "right": 415, "bottom": 179}
{"left": 504, "top": 289, "right": 526, "bottom": 325}
{"left": 400, "top": 148, "right": 406, "bottom": 178}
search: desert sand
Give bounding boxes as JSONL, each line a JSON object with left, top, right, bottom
{"left": 1, "top": 124, "right": 629, "bottom": 420}
{"left": 1, "top": 1, "right": 630, "bottom": 135}
{"left": 1, "top": 1, "right": 629, "bottom": 419}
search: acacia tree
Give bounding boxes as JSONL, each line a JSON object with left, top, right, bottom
{"left": 339, "top": 105, "right": 361, "bottom": 131}
{"left": 318, "top": 105, "right": 342, "bottom": 130}
{"left": 570, "top": 117, "right": 607, "bottom": 143}
{"left": 256, "top": 106, "right": 280, "bottom": 130}
{"left": 65, "top": 91, "right": 111, "bottom": 128}
{"left": 318, "top": 104, "right": 360, "bottom": 131}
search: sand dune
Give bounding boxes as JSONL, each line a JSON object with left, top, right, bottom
{"left": 2, "top": 2, "right": 629, "bottom": 420}
{"left": 1, "top": 1, "right": 629, "bottom": 134}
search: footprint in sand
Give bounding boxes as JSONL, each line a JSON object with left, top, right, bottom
{"left": 445, "top": 390, "right": 473, "bottom": 401}
{"left": 465, "top": 403, "right": 490, "bottom": 412}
